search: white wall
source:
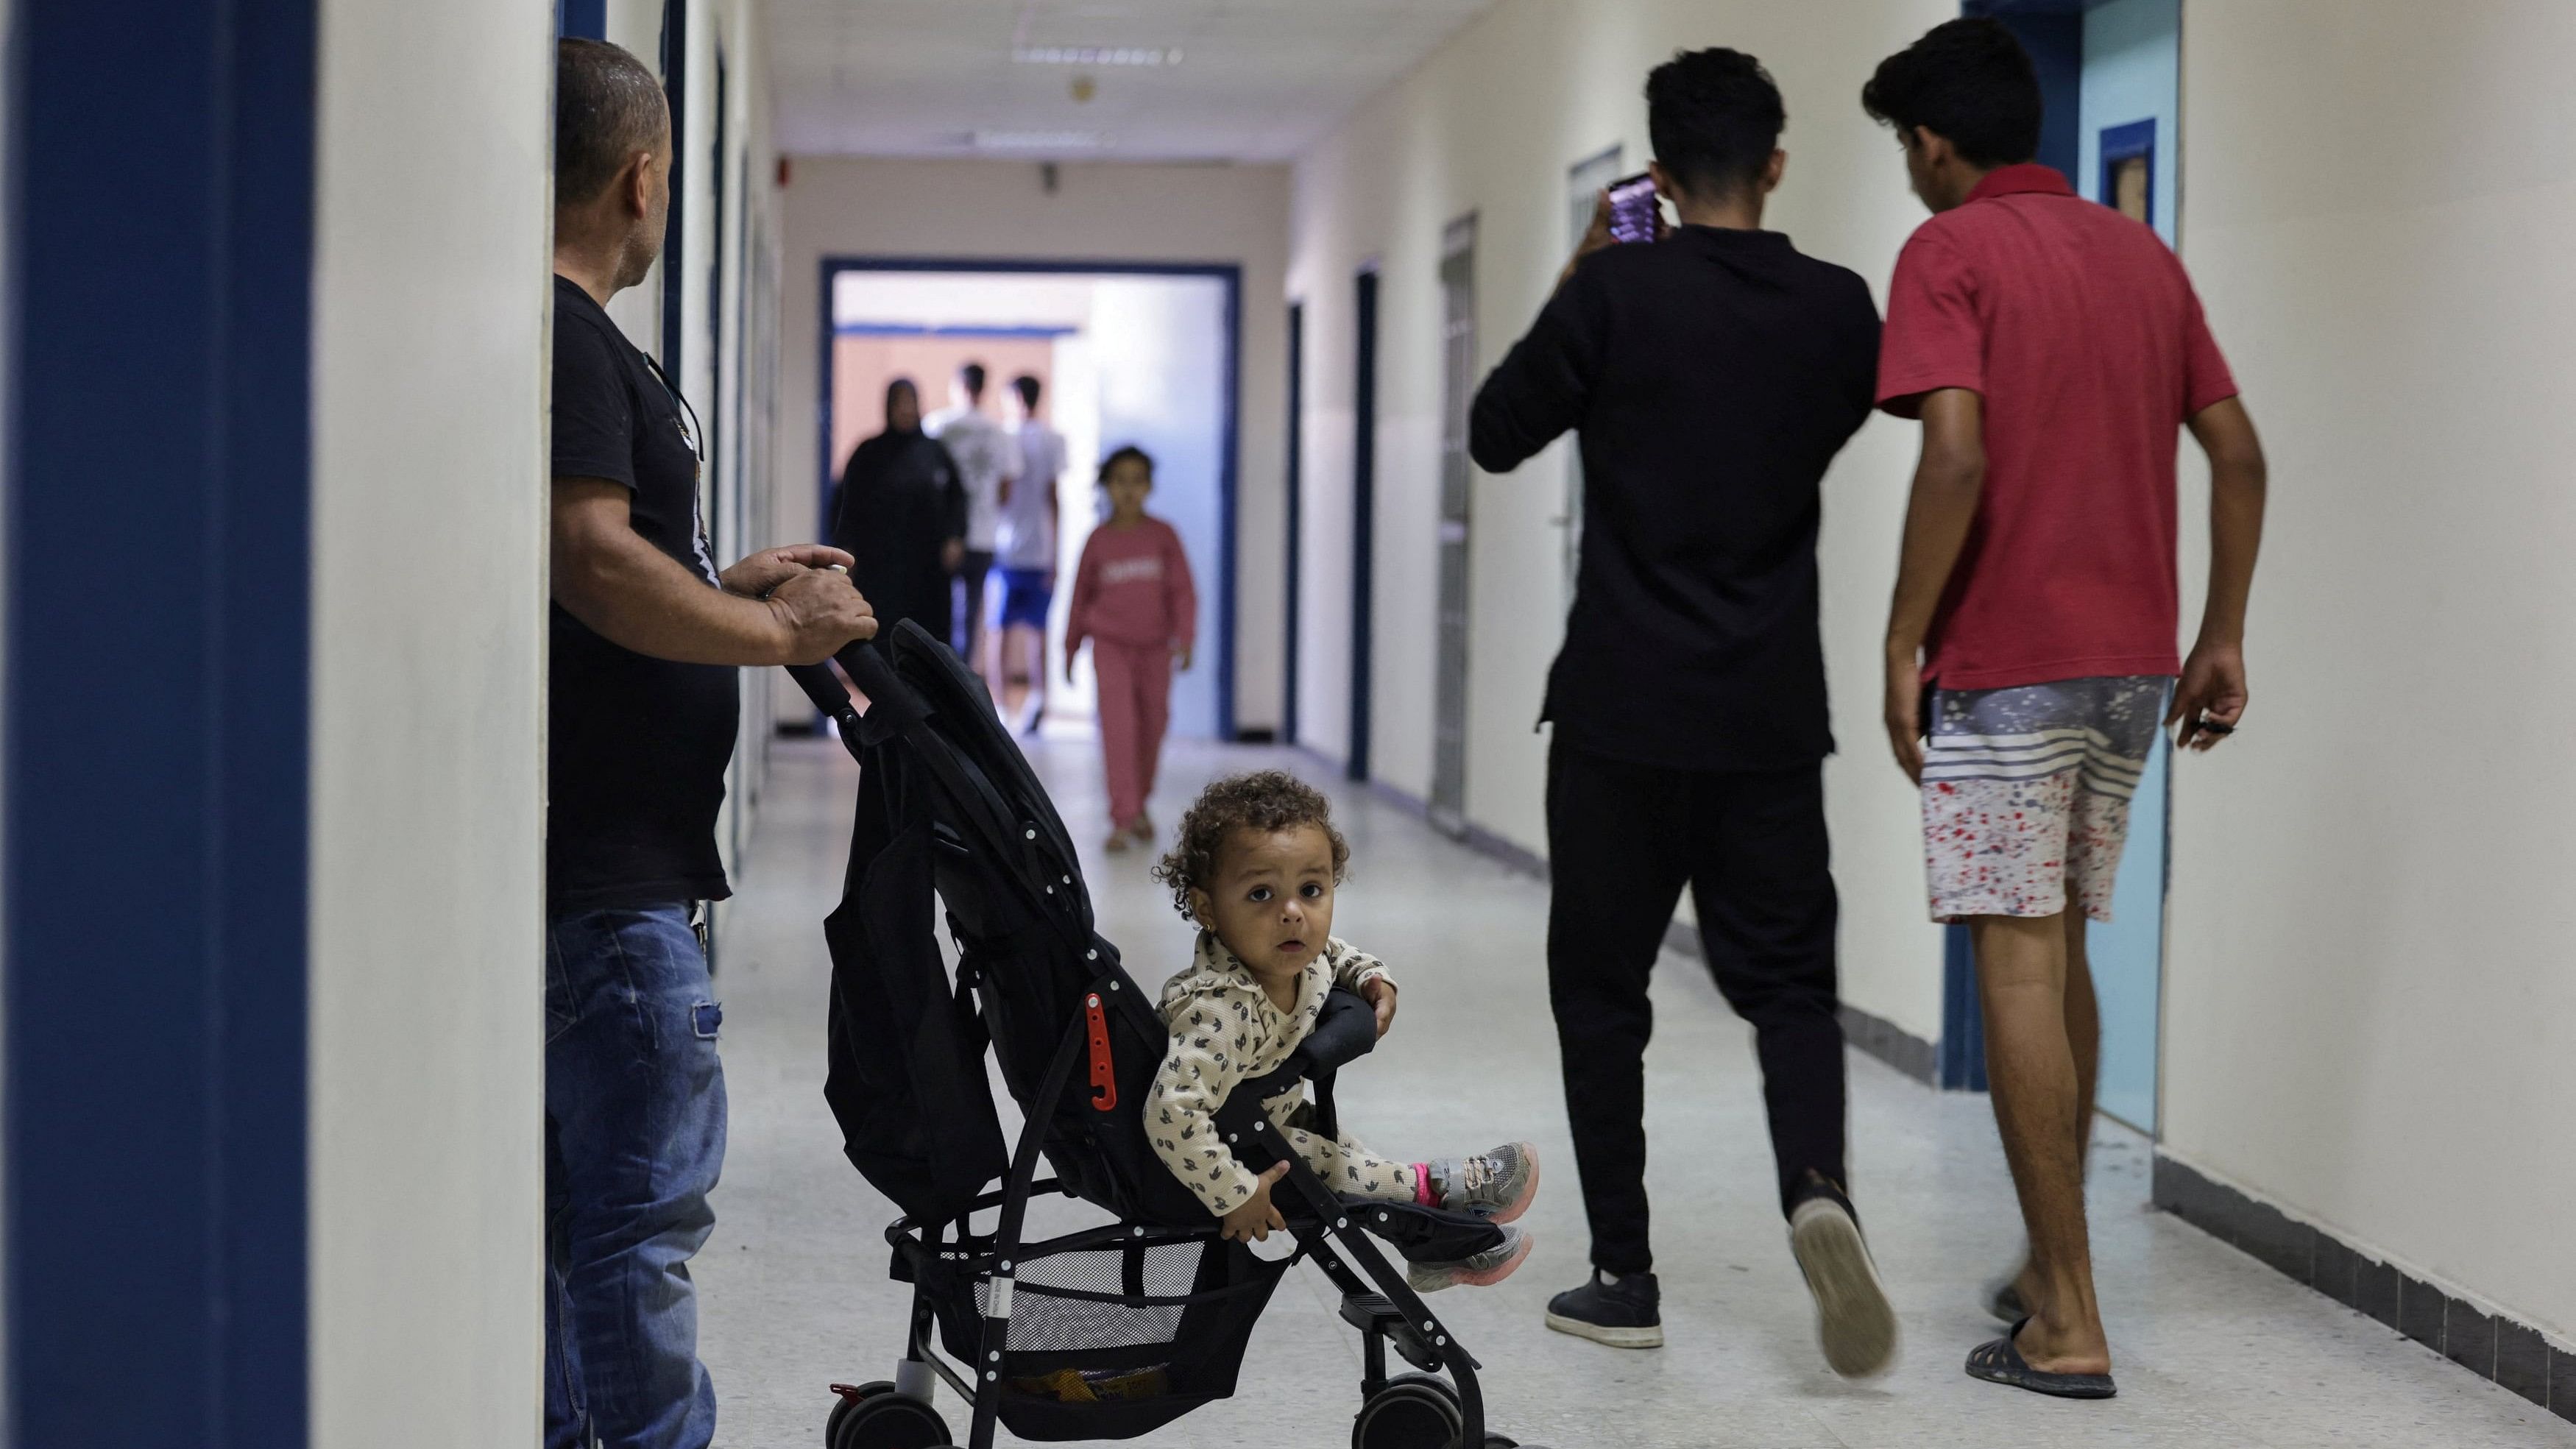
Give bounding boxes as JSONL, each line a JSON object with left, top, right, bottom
{"left": 306, "top": 0, "right": 552, "bottom": 1441}
{"left": 774, "top": 157, "right": 1294, "bottom": 734}
{"left": 2162, "top": 0, "right": 2576, "bottom": 1344}
{"left": 1288, "top": 0, "right": 1956, "bottom": 1039}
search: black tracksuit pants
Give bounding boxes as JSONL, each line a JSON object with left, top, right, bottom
{"left": 1546, "top": 737, "right": 1847, "bottom": 1276}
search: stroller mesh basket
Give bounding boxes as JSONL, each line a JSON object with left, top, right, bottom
{"left": 910, "top": 1230, "right": 1292, "bottom": 1440}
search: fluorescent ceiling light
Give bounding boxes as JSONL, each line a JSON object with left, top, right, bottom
{"left": 1011, "top": 46, "right": 1181, "bottom": 67}
{"left": 971, "top": 130, "right": 1105, "bottom": 151}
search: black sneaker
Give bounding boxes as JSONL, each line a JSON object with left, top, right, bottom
{"left": 1544, "top": 1270, "right": 1663, "bottom": 1349}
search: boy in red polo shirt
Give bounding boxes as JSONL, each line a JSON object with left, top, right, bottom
{"left": 1865, "top": 19, "right": 2269, "bottom": 1400}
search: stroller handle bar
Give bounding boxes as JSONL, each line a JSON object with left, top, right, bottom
{"left": 785, "top": 634, "right": 907, "bottom": 760}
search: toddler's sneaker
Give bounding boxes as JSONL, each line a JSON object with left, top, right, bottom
{"left": 1544, "top": 1269, "right": 1662, "bottom": 1349}
{"left": 1788, "top": 1181, "right": 1899, "bottom": 1378}
{"left": 1404, "top": 1224, "right": 1533, "bottom": 1294}
{"left": 1419, "top": 1143, "right": 1540, "bottom": 1223}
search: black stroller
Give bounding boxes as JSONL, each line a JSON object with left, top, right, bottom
{"left": 786, "top": 622, "right": 1540, "bottom": 1449}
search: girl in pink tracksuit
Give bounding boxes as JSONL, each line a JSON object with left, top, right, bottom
{"left": 1065, "top": 445, "right": 1197, "bottom": 851}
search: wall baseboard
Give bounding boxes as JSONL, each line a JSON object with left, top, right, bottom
{"left": 1340, "top": 756, "right": 1942, "bottom": 1088}
{"left": 1839, "top": 1002, "right": 1939, "bottom": 1085}
{"left": 2152, "top": 1152, "right": 2575, "bottom": 1421}
{"left": 1461, "top": 820, "right": 1548, "bottom": 881}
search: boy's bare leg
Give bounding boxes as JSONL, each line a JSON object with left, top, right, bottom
{"left": 1016, "top": 623, "right": 1047, "bottom": 720}
{"left": 2007, "top": 904, "right": 2099, "bottom": 1308}
{"left": 1970, "top": 910, "right": 2111, "bottom": 1375}
{"left": 977, "top": 603, "right": 1006, "bottom": 713}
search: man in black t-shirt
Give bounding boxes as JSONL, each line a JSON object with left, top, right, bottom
{"left": 1469, "top": 50, "right": 1897, "bottom": 1378}
{"left": 545, "top": 40, "right": 876, "bottom": 1449}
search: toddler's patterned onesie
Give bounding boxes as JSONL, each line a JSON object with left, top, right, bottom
{"left": 1147, "top": 931, "right": 1419, "bottom": 1213}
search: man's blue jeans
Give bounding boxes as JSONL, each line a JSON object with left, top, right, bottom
{"left": 545, "top": 905, "right": 726, "bottom": 1449}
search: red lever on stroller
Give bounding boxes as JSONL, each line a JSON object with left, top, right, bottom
{"left": 1083, "top": 993, "right": 1117, "bottom": 1110}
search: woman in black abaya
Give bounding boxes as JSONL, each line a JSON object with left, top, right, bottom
{"left": 832, "top": 377, "right": 966, "bottom": 645}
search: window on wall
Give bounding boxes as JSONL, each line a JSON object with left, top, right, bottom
{"left": 2100, "top": 117, "right": 2154, "bottom": 226}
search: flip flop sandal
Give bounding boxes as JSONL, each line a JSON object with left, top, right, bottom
{"left": 1965, "top": 1317, "right": 2117, "bottom": 1399}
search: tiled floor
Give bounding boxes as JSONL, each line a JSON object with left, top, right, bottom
{"left": 697, "top": 730, "right": 2575, "bottom": 1448}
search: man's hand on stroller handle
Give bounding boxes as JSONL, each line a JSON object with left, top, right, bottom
{"left": 1220, "top": 1161, "right": 1293, "bottom": 1243}
{"left": 1362, "top": 977, "right": 1398, "bottom": 1038}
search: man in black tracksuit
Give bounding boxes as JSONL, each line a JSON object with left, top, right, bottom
{"left": 1468, "top": 48, "right": 1894, "bottom": 1375}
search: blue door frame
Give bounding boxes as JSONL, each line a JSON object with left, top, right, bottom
{"left": 815, "top": 256, "right": 1245, "bottom": 740}
{"left": 7, "top": 2, "right": 317, "bottom": 1443}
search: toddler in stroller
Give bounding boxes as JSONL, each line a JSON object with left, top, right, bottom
{"left": 1144, "top": 770, "right": 1538, "bottom": 1291}
{"left": 788, "top": 623, "right": 1547, "bottom": 1449}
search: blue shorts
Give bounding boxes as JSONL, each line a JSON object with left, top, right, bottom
{"left": 997, "top": 567, "right": 1053, "bottom": 629}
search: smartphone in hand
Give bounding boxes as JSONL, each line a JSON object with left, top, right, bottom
{"left": 1607, "top": 171, "right": 1660, "bottom": 244}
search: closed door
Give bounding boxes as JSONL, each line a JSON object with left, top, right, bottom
{"left": 1429, "top": 220, "right": 1476, "bottom": 836}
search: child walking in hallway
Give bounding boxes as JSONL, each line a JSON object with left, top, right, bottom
{"left": 1065, "top": 445, "right": 1196, "bottom": 853}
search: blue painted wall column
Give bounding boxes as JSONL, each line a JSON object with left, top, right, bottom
{"left": 5, "top": 1, "right": 316, "bottom": 1445}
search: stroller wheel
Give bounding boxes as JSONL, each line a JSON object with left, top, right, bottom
{"left": 830, "top": 1388, "right": 950, "bottom": 1449}
{"left": 1353, "top": 1375, "right": 1465, "bottom": 1449}
{"left": 824, "top": 1382, "right": 896, "bottom": 1446}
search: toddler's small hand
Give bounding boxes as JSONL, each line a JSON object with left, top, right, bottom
{"left": 1362, "top": 978, "right": 1398, "bottom": 1038}
{"left": 1220, "top": 1161, "right": 1293, "bottom": 1243}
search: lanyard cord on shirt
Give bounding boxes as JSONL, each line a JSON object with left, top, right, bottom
{"left": 640, "top": 347, "right": 723, "bottom": 585}
{"left": 640, "top": 350, "right": 707, "bottom": 466}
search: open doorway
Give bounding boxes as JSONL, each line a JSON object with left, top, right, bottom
{"left": 818, "top": 261, "right": 1241, "bottom": 742}
{"left": 1945, "top": 0, "right": 2181, "bottom": 1135}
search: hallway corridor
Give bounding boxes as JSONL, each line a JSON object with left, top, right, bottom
{"left": 696, "top": 732, "right": 2572, "bottom": 1448}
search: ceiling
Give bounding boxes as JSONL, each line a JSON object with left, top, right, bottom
{"left": 765, "top": 0, "right": 1501, "bottom": 163}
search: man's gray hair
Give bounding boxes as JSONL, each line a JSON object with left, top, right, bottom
{"left": 556, "top": 38, "right": 668, "bottom": 207}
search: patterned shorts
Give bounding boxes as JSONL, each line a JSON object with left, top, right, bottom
{"left": 1920, "top": 675, "right": 2172, "bottom": 924}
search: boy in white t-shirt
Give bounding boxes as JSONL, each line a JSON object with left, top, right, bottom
{"left": 995, "top": 373, "right": 1066, "bottom": 732}
{"left": 924, "top": 361, "right": 1020, "bottom": 667}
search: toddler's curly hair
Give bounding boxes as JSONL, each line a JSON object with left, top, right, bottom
{"left": 1151, "top": 770, "right": 1350, "bottom": 918}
